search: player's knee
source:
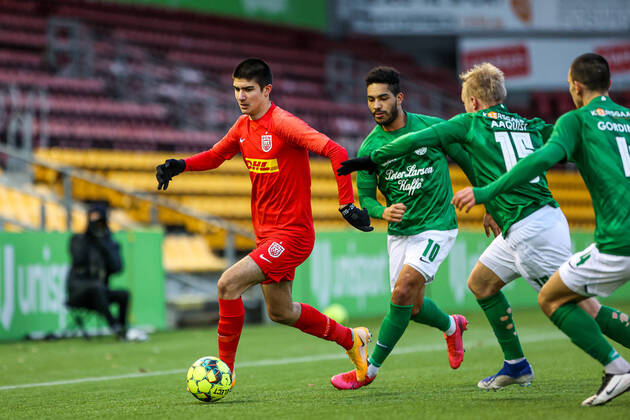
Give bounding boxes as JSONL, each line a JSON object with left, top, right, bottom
{"left": 391, "top": 283, "right": 415, "bottom": 306}
{"left": 217, "top": 275, "right": 240, "bottom": 299}
{"left": 537, "top": 291, "right": 554, "bottom": 316}
{"left": 467, "top": 276, "right": 485, "bottom": 299}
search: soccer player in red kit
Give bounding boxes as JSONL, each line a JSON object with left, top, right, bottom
{"left": 156, "top": 58, "right": 374, "bottom": 385}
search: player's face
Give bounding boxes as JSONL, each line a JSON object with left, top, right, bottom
{"left": 568, "top": 70, "right": 583, "bottom": 108}
{"left": 367, "top": 83, "right": 400, "bottom": 126}
{"left": 233, "top": 78, "right": 271, "bottom": 117}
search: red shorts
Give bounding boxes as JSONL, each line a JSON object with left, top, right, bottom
{"left": 249, "top": 233, "right": 314, "bottom": 284}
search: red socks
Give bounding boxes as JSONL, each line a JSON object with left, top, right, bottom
{"left": 293, "top": 303, "right": 353, "bottom": 350}
{"left": 217, "top": 298, "right": 245, "bottom": 372}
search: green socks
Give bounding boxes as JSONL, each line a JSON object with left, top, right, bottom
{"left": 411, "top": 297, "right": 451, "bottom": 331}
{"left": 368, "top": 302, "right": 412, "bottom": 368}
{"left": 595, "top": 305, "right": 630, "bottom": 348}
{"left": 551, "top": 303, "right": 619, "bottom": 365}
{"left": 477, "top": 291, "right": 524, "bottom": 360}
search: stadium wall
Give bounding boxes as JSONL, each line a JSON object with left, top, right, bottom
{"left": 107, "top": 0, "right": 328, "bottom": 30}
{"left": 294, "top": 231, "right": 630, "bottom": 317}
{"left": 0, "top": 230, "right": 165, "bottom": 341}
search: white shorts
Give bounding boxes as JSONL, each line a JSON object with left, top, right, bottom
{"left": 559, "top": 243, "right": 630, "bottom": 297}
{"left": 479, "top": 205, "right": 571, "bottom": 291}
{"left": 387, "top": 229, "right": 458, "bottom": 291}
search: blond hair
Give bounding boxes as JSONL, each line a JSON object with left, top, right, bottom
{"left": 459, "top": 63, "right": 507, "bottom": 105}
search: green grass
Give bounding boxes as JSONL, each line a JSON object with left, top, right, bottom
{"left": 2, "top": 305, "right": 630, "bottom": 419}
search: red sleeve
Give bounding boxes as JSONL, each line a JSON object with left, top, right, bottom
{"left": 274, "top": 111, "right": 329, "bottom": 154}
{"left": 184, "top": 120, "right": 241, "bottom": 171}
{"left": 321, "top": 140, "right": 354, "bottom": 205}
{"left": 274, "top": 110, "right": 354, "bottom": 205}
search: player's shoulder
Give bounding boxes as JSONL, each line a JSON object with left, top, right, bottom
{"left": 407, "top": 112, "right": 445, "bottom": 128}
{"left": 358, "top": 126, "right": 383, "bottom": 155}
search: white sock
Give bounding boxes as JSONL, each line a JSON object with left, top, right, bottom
{"left": 367, "top": 363, "right": 379, "bottom": 378}
{"left": 604, "top": 355, "right": 630, "bottom": 375}
{"left": 505, "top": 357, "right": 526, "bottom": 364}
{"left": 444, "top": 315, "right": 456, "bottom": 336}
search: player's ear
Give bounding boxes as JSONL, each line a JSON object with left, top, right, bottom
{"left": 396, "top": 91, "right": 404, "bottom": 106}
{"left": 263, "top": 84, "right": 272, "bottom": 98}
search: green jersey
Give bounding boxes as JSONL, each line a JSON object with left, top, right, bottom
{"left": 357, "top": 112, "right": 459, "bottom": 236}
{"left": 547, "top": 96, "right": 630, "bottom": 255}
{"left": 372, "top": 104, "right": 557, "bottom": 234}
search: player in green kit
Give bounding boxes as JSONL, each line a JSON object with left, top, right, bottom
{"left": 339, "top": 62, "right": 630, "bottom": 392}
{"left": 330, "top": 67, "right": 482, "bottom": 390}
{"left": 453, "top": 54, "right": 630, "bottom": 406}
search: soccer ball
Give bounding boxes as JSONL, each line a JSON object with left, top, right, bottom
{"left": 186, "top": 356, "right": 232, "bottom": 402}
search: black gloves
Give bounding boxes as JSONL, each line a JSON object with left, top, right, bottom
{"left": 337, "top": 156, "right": 377, "bottom": 176}
{"left": 156, "top": 159, "right": 186, "bottom": 190}
{"left": 340, "top": 204, "right": 373, "bottom": 232}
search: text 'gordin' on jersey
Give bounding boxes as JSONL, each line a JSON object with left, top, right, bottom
{"left": 597, "top": 121, "right": 630, "bottom": 134}
{"left": 245, "top": 158, "right": 279, "bottom": 173}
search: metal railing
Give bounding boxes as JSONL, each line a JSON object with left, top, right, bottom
{"left": 0, "top": 144, "right": 255, "bottom": 265}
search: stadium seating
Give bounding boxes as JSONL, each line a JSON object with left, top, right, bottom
{"left": 0, "top": 0, "right": 609, "bottom": 274}
{"left": 33, "top": 148, "right": 595, "bottom": 233}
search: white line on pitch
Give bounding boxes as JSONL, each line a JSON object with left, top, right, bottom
{"left": 0, "top": 331, "right": 564, "bottom": 391}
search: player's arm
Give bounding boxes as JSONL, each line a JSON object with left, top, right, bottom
{"left": 156, "top": 121, "right": 241, "bottom": 190}
{"left": 452, "top": 112, "right": 579, "bottom": 212}
{"left": 338, "top": 115, "right": 471, "bottom": 175}
{"left": 453, "top": 142, "right": 566, "bottom": 212}
{"left": 278, "top": 113, "right": 373, "bottom": 232}
{"left": 443, "top": 142, "right": 477, "bottom": 186}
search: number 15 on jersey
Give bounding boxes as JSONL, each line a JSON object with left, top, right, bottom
{"left": 495, "top": 131, "right": 540, "bottom": 183}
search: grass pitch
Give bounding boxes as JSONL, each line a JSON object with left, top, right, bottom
{"left": 1, "top": 304, "right": 629, "bottom": 419}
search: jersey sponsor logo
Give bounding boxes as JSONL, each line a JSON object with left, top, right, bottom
{"left": 597, "top": 121, "right": 630, "bottom": 134}
{"left": 259, "top": 254, "right": 271, "bottom": 263}
{"left": 384, "top": 164, "right": 433, "bottom": 196}
{"left": 268, "top": 242, "right": 285, "bottom": 258}
{"left": 398, "top": 178, "right": 424, "bottom": 196}
{"left": 414, "top": 147, "right": 427, "bottom": 156}
{"left": 244, "top": 158, "right": 279, "bottom": 173}
{"left": 240, "top": 137, "right": 246, "bottom": 143}
{"left": 261, "top": 134, "right": 273, "bottom": 152}
{"left": 590, "top": 108, "right": 630, "bottom": 118}
{"left": 487, "top": 111, "right": 498, "bottom": 119}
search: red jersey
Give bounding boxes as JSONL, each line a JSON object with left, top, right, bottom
{"left": 184, "top": 104, "right": 354, "bottom": 240}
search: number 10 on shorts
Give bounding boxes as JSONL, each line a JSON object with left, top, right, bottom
{"left": 422, "top": 239, "right": 441, "bottom": 262}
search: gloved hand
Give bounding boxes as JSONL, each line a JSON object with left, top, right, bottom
{"left": 339, "top": 204, "right": 374, "bottom": 232}
{"left": 156, "top": 159, "right": 186, "bottom": 190}
{"left": 337, "top": 156, "right": 377, "bottom": 176}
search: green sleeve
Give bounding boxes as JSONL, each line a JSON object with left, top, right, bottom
{"left": 545, "top": 111, "right": 581, "bottom": 160}
{"left": 356, "top": 170, "right": 385, "bottom": 219}
{"left": 541, "top": 123, "right": 554, "bottom": 143}
{"left": 444, "top": 142, "right": 477, "bottom": 186}
{"left": 356, "top": 142, "right": 385, "bottom": 218}
{"left": 371, "top": 114, "right": 471, "bottom": 164}
{"left": 473, "top": 142, "right": 567, "bottom": 204}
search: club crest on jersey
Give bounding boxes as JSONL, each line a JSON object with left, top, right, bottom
{"left": 261, "top": 134, "right": 273, "bottom": 152}
{"left": 268, "top": 242, "right": 285, "bottom": 258}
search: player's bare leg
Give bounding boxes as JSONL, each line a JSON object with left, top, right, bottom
{"left": 261, "top": 280, "right": 370, "bottom": 379}
{"left": 468, "top": 262, "right": 534, "bottom": 390}
{"left": 539, "top": 272, "right": 630, "bottom": 406}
